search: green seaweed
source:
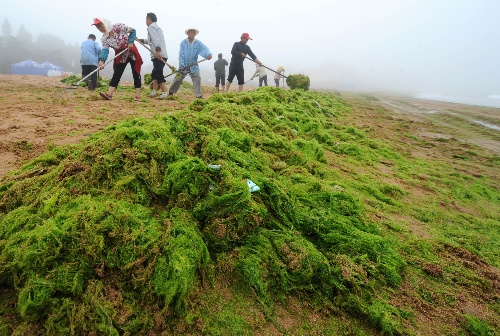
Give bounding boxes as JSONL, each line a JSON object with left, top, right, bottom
{"left": 1, "top": 86, "right": 498, "bottom": 334}
{"left": 286, "top": 74, "right": 311, "bottom": 91}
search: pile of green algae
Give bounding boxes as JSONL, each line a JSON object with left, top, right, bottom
{"left": 0, "top": 87, "right": 406, "bottom": 334}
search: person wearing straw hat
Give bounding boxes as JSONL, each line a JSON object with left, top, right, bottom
{"left": 92, "top": 17, "right": 143, "bottom": 101}
{"left": 274, "top": 66, "right": 285, "bottom": 87}
{"left": 225, "top": 32, "right": 262, "bottom": 93}
{"left": 139, "top": 12, "right": 168, "bottom": 99}
{"left": 168, "top": 27, "right": 212, "bottom": 99}
{"left": 80, "top": 33, "right": 101, "bottom": 90}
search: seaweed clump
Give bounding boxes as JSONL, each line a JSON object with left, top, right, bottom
{"left": 0, "top": 87, "right": 405, "bottom": 334}
{"left": 60, "top": 74, "right": 110, "bottom": 88}
{"left": 286, "top": 73, "right": 311, "bottom": 90}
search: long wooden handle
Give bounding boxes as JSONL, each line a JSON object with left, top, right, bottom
{"left": 245, "top": 57, "right": 287, "bottom": 78}
{"left": 164, "top": 58, "right": 209, "bottom": 78}
{"left": 74, "top": 48, "right": 128, "bottom": 85}
{"left": 135, "top": 38, "right": 174, "bottom": 70}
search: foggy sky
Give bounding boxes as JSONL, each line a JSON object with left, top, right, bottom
{"left": 2, "top": 0, "right": 499, "bottom": 96}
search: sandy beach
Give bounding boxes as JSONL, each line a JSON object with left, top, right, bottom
{"left": 1, "top": 75, "right": 499, "bottom": 179}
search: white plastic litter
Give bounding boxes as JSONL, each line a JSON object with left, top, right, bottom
{"left": 207, "top": 164, "right": 222, "bottom": 170}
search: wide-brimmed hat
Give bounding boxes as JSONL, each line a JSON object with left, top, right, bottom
{"left": 185, "top": 27, "right": 199, "bottom": 35}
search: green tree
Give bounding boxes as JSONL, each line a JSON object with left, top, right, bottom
{"left": 33, "top": 33, "right": 67, "bottom": 66}
{"left": 0, "top": 26, "right": 83, "bottom": 74}
{"left": 0, "top": 19, "right": 20, "bottom": 73}
{"left": 2, "top": 18, "right": 12, "bottom": 36}
{"left": 17, "top": 24, "right": 32, "bottom": 43}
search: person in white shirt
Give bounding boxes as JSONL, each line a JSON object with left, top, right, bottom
{"left": 250, "top": 64, "right": 268, "bottom": 87}
{"left": 141, "top": 12, "right": 168, "bottom": 99}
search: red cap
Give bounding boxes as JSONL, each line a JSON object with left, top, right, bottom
{"left": 91, "top": 18, "right": 101, "bottom": 26}
{"left": 241, "top": 33, "right": 252, "bottom": 40}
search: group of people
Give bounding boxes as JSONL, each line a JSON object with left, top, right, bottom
{"left": 80, "top": 13, "right": 285, "bottom": 101}
{"left": 249, "top": 64, "right": 285, "bottom": 88}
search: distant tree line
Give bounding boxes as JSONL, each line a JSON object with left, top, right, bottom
{"left": 0, "top": 18, "right": 81, "bottom": 74}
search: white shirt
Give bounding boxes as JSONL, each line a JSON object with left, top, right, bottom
{"left": 252, "top": 66, "right": 267, "bottom": 78}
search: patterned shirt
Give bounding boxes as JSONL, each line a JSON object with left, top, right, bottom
{"left": 102, "top": 23, "right": 134, "bottom": 63}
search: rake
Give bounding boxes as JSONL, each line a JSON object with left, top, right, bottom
{"left": 164, "top": 58, "right": 209, "bottom": 79}
{"left": 135, "top": 38, "right": 176, "bottom": 73}
{"left": 245, "top": 57, "right": 287, "bottom": 78}
{"left": 233, "top": 77, "right": 254, "bottom": 91}
{"left": 66, "top": 48, "right": 128, "bottom": 89}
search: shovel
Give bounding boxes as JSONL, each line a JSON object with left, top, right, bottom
{"left": 67, "top": 48, "right": 128, "bottom": 89}
{"left": 245, "top": 57, "right": 287, "bottom": 78}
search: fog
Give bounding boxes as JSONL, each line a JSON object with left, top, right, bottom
{"left": 2, "top": 0, "right": 499, "bottom": 96}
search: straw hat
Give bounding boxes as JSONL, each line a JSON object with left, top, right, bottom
{"left": 185, "top": 27, "right": 199, "bottom": 35}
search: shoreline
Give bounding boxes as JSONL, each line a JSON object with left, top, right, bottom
{"left": 375, "top": 94, "right": 500, "bottom": 154}
{"left": 414, "top": 94, "right": 500, "bottom": 109}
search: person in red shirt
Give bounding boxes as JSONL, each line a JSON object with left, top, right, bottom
{"left": 92, "top": 17, "right": 143, "bottom": 102}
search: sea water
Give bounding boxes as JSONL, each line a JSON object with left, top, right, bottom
{"left": 414, "top": 94, "right": 500, "bottom": 131}
{"left": 414, "top": 94, "right": 500, "bottom": 109}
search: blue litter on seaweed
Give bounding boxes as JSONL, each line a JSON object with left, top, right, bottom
{"left": 246, "top": 179, "right": 260, "bottom": 193}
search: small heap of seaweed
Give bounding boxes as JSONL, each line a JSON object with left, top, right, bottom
{"left": 286, "top": 73, "right": 310, "bottom": 90}
{"left": 0, "top": 87, "right": 405, "bottom": 334}
{"left": 61, "top": 74, "right": 110, "bottom": 89}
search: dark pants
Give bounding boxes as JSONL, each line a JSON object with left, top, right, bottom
{"left": 227, "top": 67, "right": 245, "bottom": 85}
{"left": 259, "top": 75, "right": 268, "bottom": 87}
{"left": 274, "top": 78, "right": 280, "bottom": 87}
{"left": 82, "top": 65, "right": 98, "bottom": 89}
{"left": 215, "top": 75, "right": 225, "bottom": 87}
{"left": 152, "top": 58, "right": 167, "bottom": 83}
{"left": 110, "top": 58, "right": 141, "bottom": 88}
